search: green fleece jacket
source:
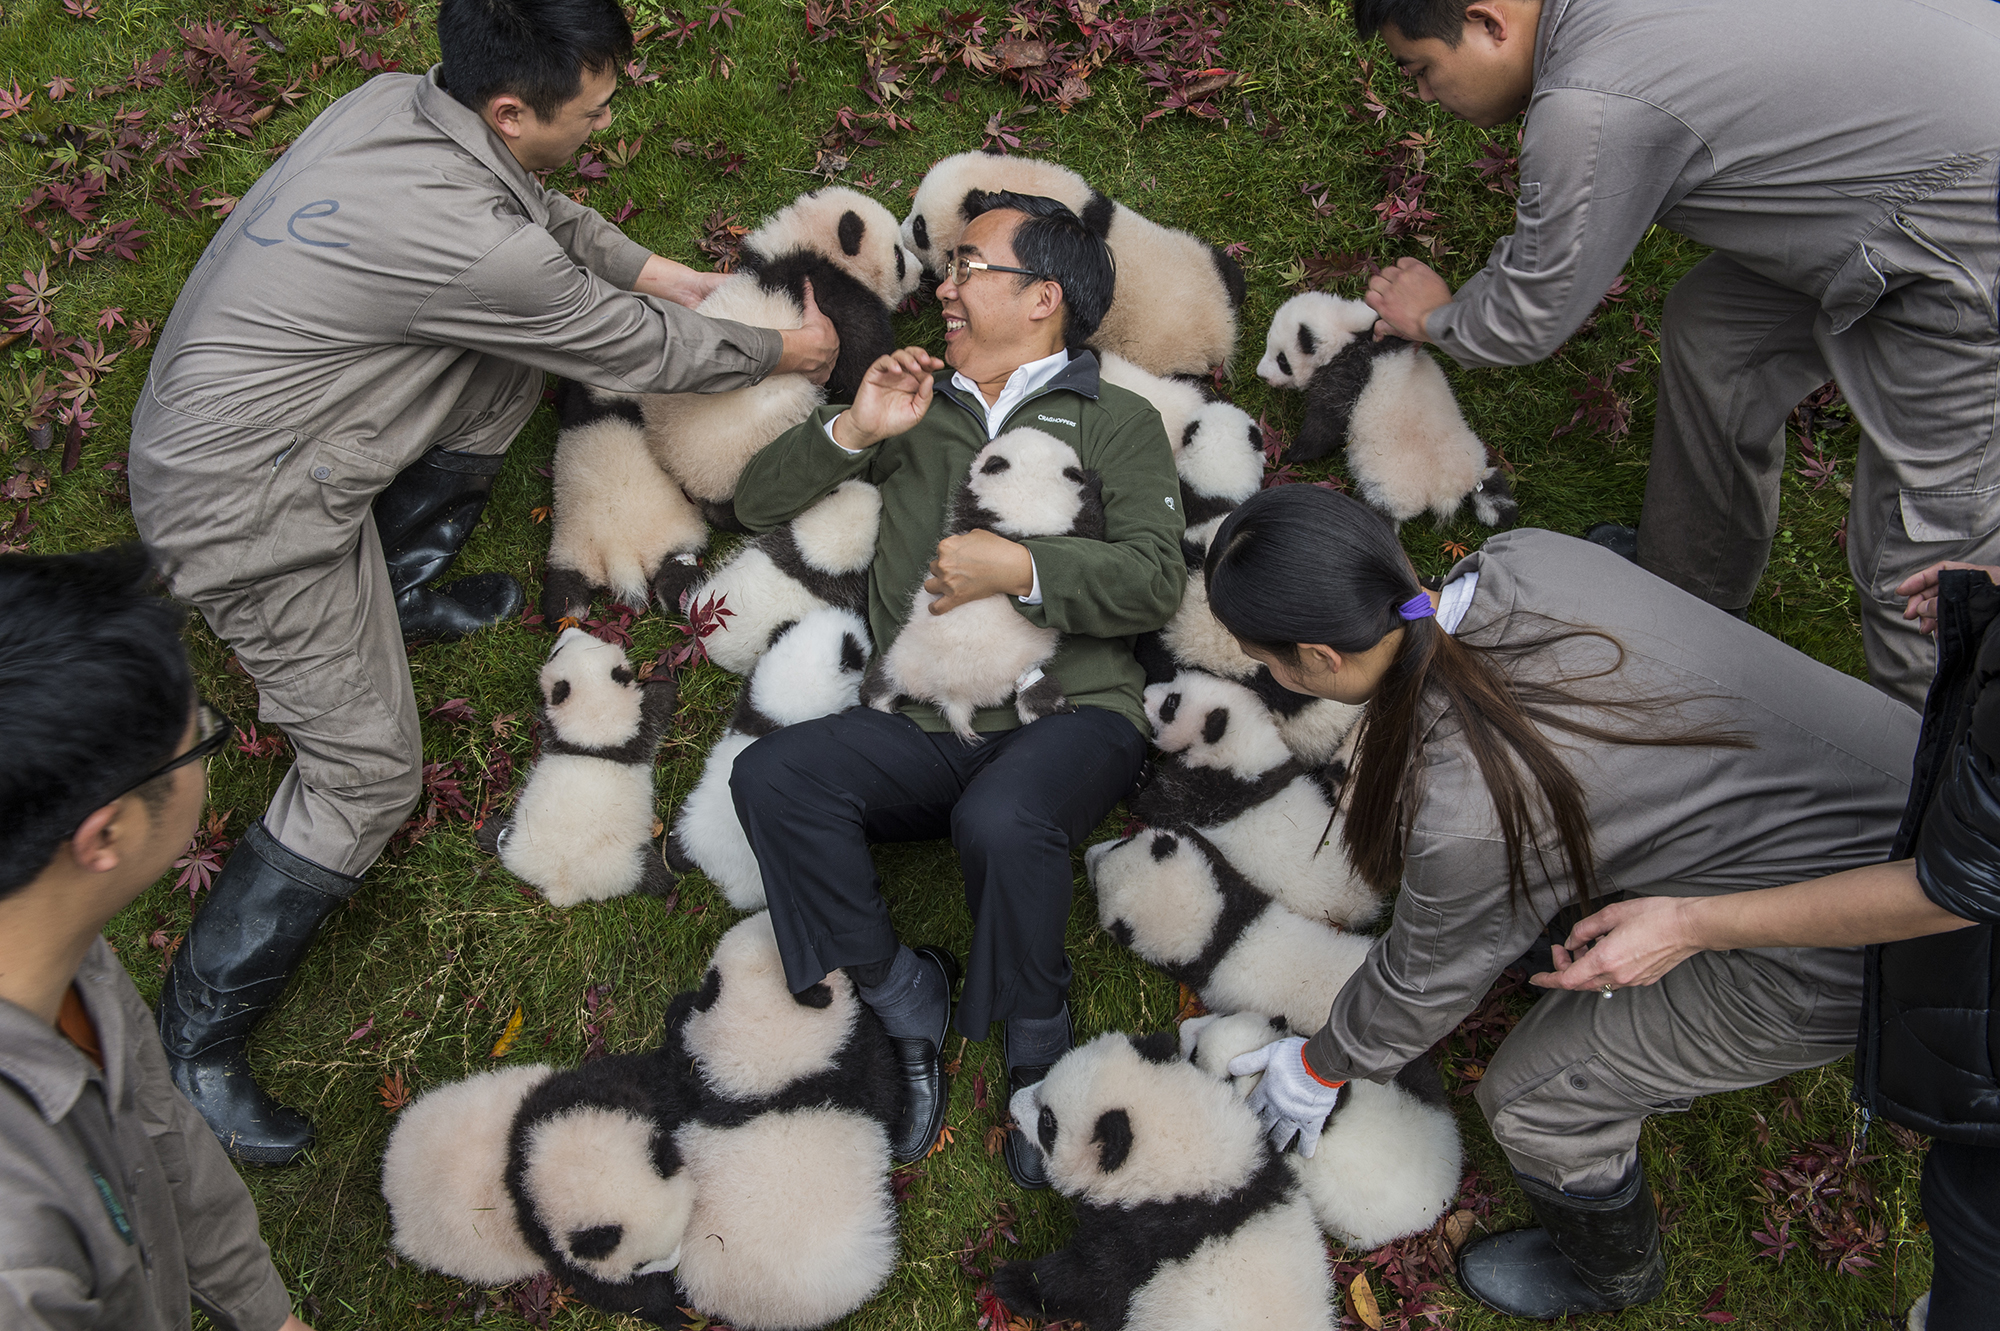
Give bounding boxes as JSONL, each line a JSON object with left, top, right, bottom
{"left": 733, "top": 351, "right": 1185, "bottom": 737}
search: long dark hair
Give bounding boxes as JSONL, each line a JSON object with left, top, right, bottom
{"left": 1203, "top": 487, "right": 1748, "bottom": 907}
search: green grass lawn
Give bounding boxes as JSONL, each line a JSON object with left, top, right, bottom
{"left": 1, "top": 0, "right": 1916, "bottom": 1326}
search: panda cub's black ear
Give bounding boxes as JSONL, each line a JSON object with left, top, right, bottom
{"left": 981, "top": 455, "right": 1012, "bottom": 475}
{"left": 611, "top": 666, "right": 633, "bottom": 686}
{"left": 840, "top": 634, "right": 866, "bottom": 675}
{"left": 1092, "top": 1108, "right": 1133, "bottom": 1173}
{"left": 1149, "top": 832, "right": 1179, "bottom": 862}
{"left": 1129, "top": 1032, "right": 1181, "bottom": 1065}
{"left": 838, "top": 210, "right": 865, "bottom": 258}
{"left": 691, "top": 966, "right": 722, "bottom": 1013}
{"left": 567, "top": 1223, "right": 623, "bottom": 1261}
{"left": 1202, "top": 707, "right": 1229, "bottom": 746}
{"left": 911, "top": 215, "right": 929, "bottom": 250}
{"left": 548, "top": 679, "right": 571, "bottom": 706}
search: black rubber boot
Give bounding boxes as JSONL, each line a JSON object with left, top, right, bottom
{"left": 1456, "top": 1167, "right": 1667, "bottom": 1320}
{"left": 1001, "top": 1004, "right": 1071, "bottom": 1191}
{"left": 157, "top": 821, "right": 355, "bottom": 1165}
{"left": 373, "top": 445, "right": 524, "bottom": 641}
{"left": 885, "top": 947, "right": 960, "bottom": 1165}
{"left": 1582, "top": 522, "right": 1639, "bottom": 562}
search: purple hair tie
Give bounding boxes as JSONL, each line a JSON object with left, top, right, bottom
{"left": 1396, "top": 594, "right": 1435, "bottom": 622}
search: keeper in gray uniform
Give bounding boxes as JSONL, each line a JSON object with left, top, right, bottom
{"left": 1357, "top": 0, "right": 2000, "bottom": 709}
{"left": 129, "top": 0, "right": 837, "bottom": 1165}
{"left": 1204, "top": 486, "right": 1917, "bottom": 1320}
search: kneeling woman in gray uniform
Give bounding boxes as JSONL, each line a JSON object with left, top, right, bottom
{"left": 1201, "top": 486, "right": 1919, "bottom": 1321}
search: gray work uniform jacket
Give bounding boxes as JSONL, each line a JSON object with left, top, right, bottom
{"left": 0, "top": 940, "right": 291, "bottom": 1331}
{"left": 1305, "top": 530, "right": 1920, "bottom": 1081}
{"left": 1427, "top": 0, "right": 2000, "bottom": 369}
{"left": 129, "top": 66, "right": 782, "bottom": 585}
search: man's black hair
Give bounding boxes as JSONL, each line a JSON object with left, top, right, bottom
{"left": 439, "top": 0, "right": 633, "bottom": 122}
{"left": 0, "top": 544, "right": 194, "bottom": 899}
{"left": 963, "top": 190, "right": 1116, "bottom": 348}
{"left": 1353, "top": 0, "right": 1474, "bottom": 45}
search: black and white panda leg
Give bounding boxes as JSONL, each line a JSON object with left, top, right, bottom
{"left": 1015, "top": 668, "right": 1076, "bottom": 725}
{"left": 1471, "top": 464, "right": 1521, "bottom": 529}
{"left": 635, "top": 839, "right": 677, "bottom": 897}
{"left": 539, "top": 565, "right": 597, "bottom": 625}
{"left": 859, "top": 657, "right": 899, "bottom": 713}
{"left": 649, "top": 550, "right": 706, "bottom": 617}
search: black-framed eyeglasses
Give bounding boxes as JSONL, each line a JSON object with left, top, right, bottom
{"left": 945, "top": 255, "right": 1042, "bottom": 285}
{"left": 114, "top": 702, "right": 235, "bottom": 800}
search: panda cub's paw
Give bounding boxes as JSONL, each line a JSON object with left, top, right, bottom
{"left": 990, "top": 1261, "right": 1050, "bottom": 1319}
{"left": 1015, "top": 669, "right": 1076, "bottom": 724}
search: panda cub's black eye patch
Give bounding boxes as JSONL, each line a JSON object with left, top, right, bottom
{"left": 567, "top": 1223, "right": 623, "bottom": 1261}
{"left": 1149, "top": 832, "right": 1178, "bottom": 862}
{"left": 1038, "top": 1104, "right": 1060, "bottom": 1153}
{"left": 1276, "top": 351, "right": 1293, "bottom": 378}
{"left": 1298, "top": 324, "right": 1317, "bottom": 356}
{"left": 1157, "top": 691, "right": 1180, "bottom": 723}
{"left": 896, "top": 245, "right": 906, "bottom": 281}
{"left": 549, "top": 679, "right": 571, "bottom": 706}
{"left": 1092, "top": 1108, "right": 1133, "bottom": 1173}
{"left": 1202, "top": 708, "right": 1229, "bottom": 746}
{"left": 611, "top": 666, "right": 633, "bottom": 685}
{"left": 981, "top": 456, "right": 1012, "bottom": 475}
{"left": 912, "top": 216, "right": 929, "bottom": 250}
{"left": 840, "top": 635, "right": 866, "bottom": 675}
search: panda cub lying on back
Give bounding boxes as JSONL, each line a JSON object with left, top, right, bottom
{"left": 861, "top": 428, "right": 1105, "bottom": 743}
{"left": 996, "top": 1031, "right": 1337, "bottom": 1330}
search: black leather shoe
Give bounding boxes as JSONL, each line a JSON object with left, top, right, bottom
{"left": 373, "top": 445, "right": 521, "bottom": 642}
{"left": 158, "top": 822, "right": 356, "bottom": 1165}
{"left": 887, "top": 946, "right": 959, "bottom": 1164}
{"left": 1456, "top": 1167, "right": 1666, "bottom": 1319}
{"left": 1000, "top": 1006, "right": 1070, "bottom": 1190}
{"left": 1582, "top": 522, "right": 1639, "bottom": 562}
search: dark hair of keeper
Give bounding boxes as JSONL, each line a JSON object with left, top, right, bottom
{"left": 438, "top": 0, "right": 634, "bottom": 121}
{"left": 963, "top": 190, "right": 1116, "bottom": 349}
{"left": 1202, "top": 486, "right": 1752, "bottom": 909}
{"left": 0, "top": 543, "right": 195, "bottom": 899}
{"left": 1351, "top": 0, "right": 1477, "bottom": 44}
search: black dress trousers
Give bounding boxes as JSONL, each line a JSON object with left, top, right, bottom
{"left": 730, "top": 705, "right": 1146, "bottom": 1038}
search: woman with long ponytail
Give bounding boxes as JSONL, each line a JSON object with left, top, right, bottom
{"left": 1201, "top": 486, "right": 1918, "bottom": 1321}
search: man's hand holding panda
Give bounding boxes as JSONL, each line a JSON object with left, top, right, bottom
{"left": 1229, "top": 1034, "right": 1348, "bottom": 1158}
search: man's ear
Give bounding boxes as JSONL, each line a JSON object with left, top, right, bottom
{"left": 485, "top": 92, "right": 530, "bottom": 140}
{"left": 1464, "top": 0, "right": 1518, "bottom": 46}
{"left": 1027, "top": 279, "right": 1065, "bottom": 326}
{"left": 66, "top": 802, "right": 127, "bottom": 876}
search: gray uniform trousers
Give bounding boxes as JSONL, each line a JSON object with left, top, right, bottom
{"left": 1638, "top": 173, "right": 2000, "bottom": 709}
{"left": 135, "top": 356, "right": 538, "bottom": 877}
{"left": 1475, "top": 938, "right": 1861, "bottom": 1196}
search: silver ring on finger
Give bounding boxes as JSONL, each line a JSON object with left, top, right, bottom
{"left": 1598, "top": 984, "right": 1615, "bottom": 999}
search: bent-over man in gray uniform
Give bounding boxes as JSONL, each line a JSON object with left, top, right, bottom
{"left": 130, "top": 0, "right": 838, "bottom": 1165}
{"left": 1358, "top": 0, "right": 2000, "bottom": 709}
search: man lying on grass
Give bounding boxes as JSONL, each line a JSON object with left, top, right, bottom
{"left": 726, "top": 191, "right": 1185, "bottom": 1191}
{"left": 0, "top": 545, "right": 313, "bottom": 1331}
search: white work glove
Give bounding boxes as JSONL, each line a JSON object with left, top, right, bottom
{"left": 1228, "top": 1036, "right": 1347, "bottom": 1159}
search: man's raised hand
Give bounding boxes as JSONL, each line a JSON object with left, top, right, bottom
{"left": 830, "top": 346, "right": 945, "bottom": 450}
{"left": 775, "top": 279, "right": 841, "bottom": 385}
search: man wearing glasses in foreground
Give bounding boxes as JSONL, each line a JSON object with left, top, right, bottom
{"left": 0, "top": 545, "right": 313, "bottom": 1331}
{"left": 727, "top": 191, "right": 1185, "bottom": 1189}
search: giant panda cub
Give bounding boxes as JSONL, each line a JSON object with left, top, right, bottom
{"left": 541, "top": 380, "right": 714, "bottom": 624}
{"left": 641, "top": 188, "right": 922, "bottom": 519}
{"left": 653, "top": 912, "right": 901, "bottom": 1329}
{"left": 1136, "top": 672, "right": 1380, "bottom": 929}
{"left": 1088, "top": 826, "right": 1373, "bottom": 1036}
{"left": 1258, "top": 292, "right": 1517, "bottom": 529}
{"left": 900, "top": 151, "right": 1246, "bottom": 378}
{"left": 476, "top": 629, "right": 677, "bottom": 907}
{"left": 666, "top": 607, "right": 872, "bottom": 909}
{"left": 1180, "top": 1011, "right": 1464, "bottom": 1252}
{"left": 1174, "top": 399, "right": 1265, "bottom": 555}
{"left": 686, "top": 479, "right": 881, "bottom": 677}
{"left": 994, "top": 1031, "right": 1337, "bottom": 1331}
{"left": 861, "top": 429, "right": 1105, "bottom": 743}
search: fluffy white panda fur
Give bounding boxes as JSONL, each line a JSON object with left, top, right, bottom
{"left": 1097, "top": 351, "right": 1211, "bottom": 449}
{"left": 900, "top": 151, "right": 1246, "bottom": 377}
{"left": 1136, "top": 673, "right": 1381, "bottom": 929}
{"left": 1257, "top": 292, "right": 1517, "bottom": 529}
{"left": 380, "top": 913, "right": 901, "bottom": 1331}
{"left": 381, "top": 1063, "right": 556, "bottom": 1286}
{"left": 541, "top": 380, "right": 712, "bottom": 623}
{"left": 861, "top": 429, "right": 1105, "bottom": 742}
{"left": 1180, "top": 1012, "right": 1464, "bottom": 1251}
{"left": 641, "top": 188, "right": 922, "bottom": 513}
{"left": 688, "top": 479, "right": 881, "bottom": 677}
{"left": 476, "top": 629, "right": 677, "bottom": 906}
{"left": 994, "top": 1031, "right": 1337, "bottom": 1331}
{"left": 1088, "top": 826, "right": 1374, "bottom": 1036}
{"left": 666, "top": 608, "right": 871, "bottom": 909}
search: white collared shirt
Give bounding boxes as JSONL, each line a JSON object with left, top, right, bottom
{"left": 1436, "top": 569, "right": 1479, "bottom": 634}
{"left": 825, "top": 347, "right": 1072, "bottom": 605}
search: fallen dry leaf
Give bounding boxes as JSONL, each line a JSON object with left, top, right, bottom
{"left": 490, "top": 1005, "right": 524, "bottom": 1058}
{"left": 378, "top": 1069, "right": 412, "bottom": 1112}
{"left": 1350, "top": 1271, "right": 1383, "bottom": 1329}
{"left": 925, "top": 1122, "right": 956, "bottom": 1158}
{"left": 985, "top": 1122, "right": 1010, "bottom": 1156}
{"left": 1175, "top": 983, "right": 1208, "bottom": 1023}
